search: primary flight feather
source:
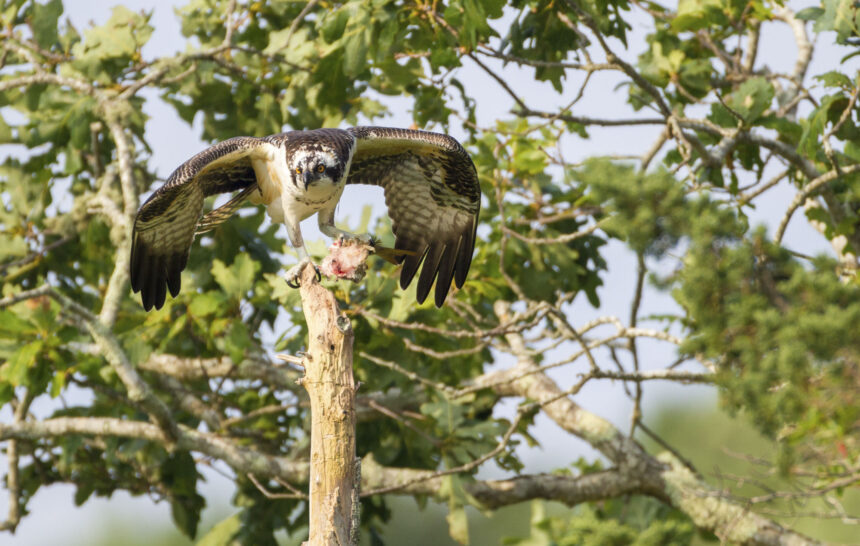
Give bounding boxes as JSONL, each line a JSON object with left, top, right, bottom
{"left": 130, "top": 127, "right": 481, "bottom": 310}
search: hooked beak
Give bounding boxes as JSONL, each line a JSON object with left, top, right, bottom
{"left": 302, "top": 171, "right": 313, "bottom": 189}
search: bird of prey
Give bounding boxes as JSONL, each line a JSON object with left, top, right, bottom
{"left": 130, "top": 127, "right": 481, "bottom": 311}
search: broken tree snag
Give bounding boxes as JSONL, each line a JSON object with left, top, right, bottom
{"left": 298, "top": 264, "right": 357, "bottom": 545}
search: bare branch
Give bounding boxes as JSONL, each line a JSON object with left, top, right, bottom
{"left": 353, "top": 303, "right": 551, "bottom": 339}
{"left": 501, "top": 219, "right": 605, "bottom": 245}
{"left": 359, "top": 352, "right": 455, "bottom": 395}
{"left": 774, "top": 164, "right": 860, "bottom": 243}
{"left": 139, "top": 353, "right": 302, "bottom": 391}
{"left": 247, "top": 472, "right": 307, "bottom": 500}
{"left": 519, "top": 105, "right": 666, "bottom": 126}
{"left": 98, "top": 111, "right": 138, "bottom": 327}
{"left": 0, "top": 73, "right": 95, "bottom": 95}
{"left": 0, "top": 390, "right": 33, "bottom": 533}
{"left": 0, "top": 285, "right": 53, "bottom": 308}
{"left": 563, "top": 0, "right": 672, "bottom": 117}
{"left": 402, "top": 337, "right": 487, "bottom": 360}
{"left": 588, "top": 369, "right": 715, "bottom": 384}
{"left": 361, "top": 405, "right": 529, "bottom": 496}
{"left": 771, "top": 5, "right": 813, "bottom": 112}
{"left": 0, "top": 417, "right": 308, "bottom": 484}
{"left": 362, "top": 456, "right": 650, "bottom": 508}
{"left": 738, "top": 168, "right": 789, "bottom": 206}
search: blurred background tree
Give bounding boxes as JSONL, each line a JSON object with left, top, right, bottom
{"left": 1, "top": 0, "right": 858, "bottom": 544}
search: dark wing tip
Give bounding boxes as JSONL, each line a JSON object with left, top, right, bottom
{"left": 433, "top": 238, "right": 461, "bottom": 307}
{"left": 416, "top": 244, "right": 445, "bottom": 306}
{"left": 131, "top": 235, "right": 187, "bottom": 311}
{"left": 348, "top": 125, "right": 480, "bottom": 305}
{"left": 399, "top": 244, "right": 428, "bottom": 292}
{"left": 454, "top": 216, "right": 478, "bottom": 289}
{"left": 398, "top": 238, "right": 466, "bottom": 307}
{"left": 130, "top": 136, "right": 270, "bottom": 311}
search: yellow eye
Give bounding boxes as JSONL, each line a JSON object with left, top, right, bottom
{"left": 295, "top": 166, "right": 303, "bottom": 174}
{"left": 317, "top": 164, "right": 325, "bottom": 173}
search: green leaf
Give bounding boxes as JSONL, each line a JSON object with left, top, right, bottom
{"left": 729, "top": 77, "right": 774, "bottom": 123}
{"left": 30, "top": 0, "right": 63, "bottom": 48}
{"left": 196, "top": 513, "right": 241, "bottom": 546}
{"left": 342, "top": 29, "right": 369, "bottom": 78}
{"left": 50, "top": 371, "right": 67, "bottom": 397}
{"left": 708, "top": 77, "right": 775, "bottom": 127}
{"left": 796, "top": 7, "right": 824, "bottom": 21}
{"left": 446, "top": 504, "right": 470, "bottom": 545}
{"left": 813, "top": 0, "right": 860, "bottom": 43}
{"left": 0, "top": 111, "right": 13, "bottom": 143}
{"left": 171, "top": 498, "right": 197, "bottom": 539}
{"left": 844, "top": 140, "right": 860, "bottom": 162}
{"left": 223, "top": 321, "right": 251, "bottom": 363}
{"left": 442, "top": 475, "right": 470, "bottom": 544}
{"left": 73, "top": 480, "right": 95, "bottom": 506}
{"left": 189, "top": 292, "right": 225, "bottom": 317}
{"left": 320, "top": 7, "right": 351, "bottom": 43}
{"left": 478, "top": 0, "right": 505, "bottom": 19}
{"left": 162, "top": 451, "right": 204, "bottom": 539}
{"left": 799, "top": 94, "right": 844, "bottom": 156}
{"left": 815, "top": 71, "right": 854, "bottom": 89}
{"left": 211, "top": 253, "right": 259, "bottom": 300}
{"left": 70, "top": 5, "right": 153, "bottom": 82}
{"left": 0, "top": 310, "right": 36, "bottom": 336}
{"left": 1, "top": 340, "right": 43, "bottom": 386}
{"left": 672, "top": 0, "right": 726, "bottom": 31}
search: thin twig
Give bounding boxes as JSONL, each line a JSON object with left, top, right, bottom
{"left": 361, "top": 406, "right": 529, "bottom": 496}
{"left": 247, "top": 472, "right": 307, "bottom": 500}
{"left": 774, "top": 164, "right": 860, "bottom": 243}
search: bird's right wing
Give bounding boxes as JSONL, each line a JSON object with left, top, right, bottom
{"left": 131, "top": 136, "right": 277, "bottom": 311}
{"left": 346, "top": 127, "right": 480, "bottom": 307}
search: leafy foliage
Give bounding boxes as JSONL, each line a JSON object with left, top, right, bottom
{"left": 503, "top": 499, "right": 697, "bottom": 546}
{"left": 1, "top": 0, "right": 859, "bottom": 544}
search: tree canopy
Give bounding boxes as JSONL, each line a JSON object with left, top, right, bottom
{"left": 1, "top": 0, "right": 858, "bottom": 544}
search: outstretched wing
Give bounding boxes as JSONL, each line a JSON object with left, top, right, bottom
{"left": 130, "top": 137, "right": 275, "bottom": 311}
{"left": 346, "top": 127, "right": 481, "bottom": 307}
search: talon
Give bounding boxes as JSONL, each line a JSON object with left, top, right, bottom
{"left": 314, "top": 265, "right": 322, "bottom": 282}
{"left": 284, "top": 257, "right": 315, "bottom": 289}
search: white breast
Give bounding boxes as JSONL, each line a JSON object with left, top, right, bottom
{"left": 249, "top": 147, "right": 344, "bottom": 226}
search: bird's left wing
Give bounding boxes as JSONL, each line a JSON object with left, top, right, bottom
{"left": 131, "top": 136, "right": 276, "bottom": 311}
{"left": 346, "top": 127, "right": 481, "bottom": 307}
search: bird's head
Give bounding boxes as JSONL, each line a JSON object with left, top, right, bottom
{"left": 289, "top": 146, "right": 344, "bottom": 191}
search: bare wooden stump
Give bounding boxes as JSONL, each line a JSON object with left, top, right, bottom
{"left": 297, "top": 264, "right": 357, "bottom": 545}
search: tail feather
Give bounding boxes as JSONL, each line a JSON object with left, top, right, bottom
{"left": 371, "top": 242, "right": 416, "bottom": 265}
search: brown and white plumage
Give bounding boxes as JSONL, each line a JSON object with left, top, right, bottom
{"left": 130, "top": 127, "right": 480, "bottom": 310}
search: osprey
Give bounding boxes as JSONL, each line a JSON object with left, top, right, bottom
{"left": 130, "top": 127, "right": 481, "bottom": 310}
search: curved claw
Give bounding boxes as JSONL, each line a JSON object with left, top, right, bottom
{"left": 285, "top": 260, "right": 321, "bottom": 289}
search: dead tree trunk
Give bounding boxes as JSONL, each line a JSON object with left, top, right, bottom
{"left": 297, "top": 265, "right": 357, "bottom": 545}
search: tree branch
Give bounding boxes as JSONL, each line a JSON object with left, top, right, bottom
{"left": 489, "top": 301, "right": 820, "bottom": 546}
{"left": 0, "top": 418, "right": 307, "bottom": 484}
{"left": 297, "top": 264, "right": 357, "bottom": 545}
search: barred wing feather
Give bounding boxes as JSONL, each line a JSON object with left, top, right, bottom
{"left": 346, "top": 127, "right": 481, "bottom": 307}
{"left": 130, "top": 137, "right": 274, "bottom": 310}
